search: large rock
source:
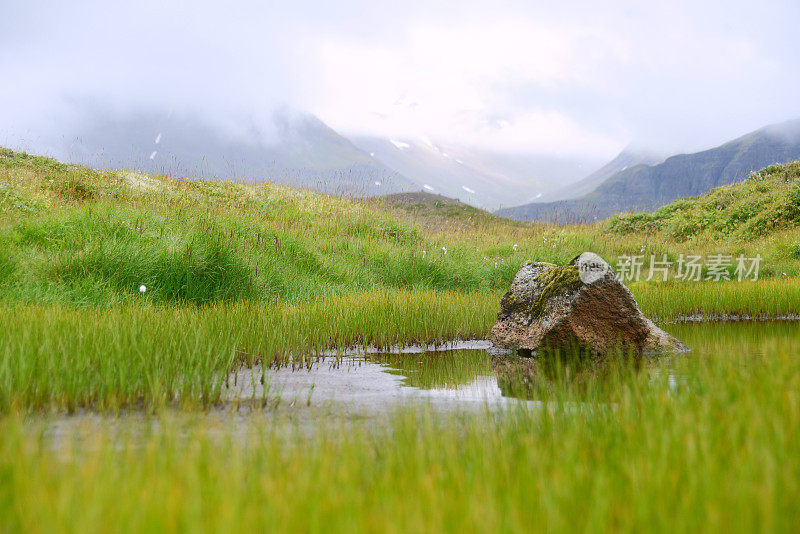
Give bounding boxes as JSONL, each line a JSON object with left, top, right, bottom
{"left": 490, "top": 252, "right": 686, "bottom": 357}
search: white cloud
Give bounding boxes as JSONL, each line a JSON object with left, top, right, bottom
{"left": 313, "top": 18, "right": 628, "bottom": 155}
{"left": 307, "top": 3, "right": 798, "bottom": 156}
{"left": 1, "top": 0, "right": 799, "bottom": 158}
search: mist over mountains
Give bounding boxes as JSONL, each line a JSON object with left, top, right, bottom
{"left": 6, "top": 103, "right": 599, "bottom": 209}
{"left": 496, "top": 119, "right": 800, "bottom": 223}
{"left": 533, "top": 146, "right": 668, "bottom": 203}
{"left": 24, "top": 105, "right": 416, "bottom": 197}
{"left": 351, "top": 137, "right": 600, "bottom": 210}
{"left": 5, "top": 100, "right": 800, "bottom": 220}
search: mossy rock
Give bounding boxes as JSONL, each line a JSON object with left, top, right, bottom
{"left": 490, "top": 253, "right": 686, "bottom": 358}
{"left": 525, "top": 264, "right": 581, "bottom": 320}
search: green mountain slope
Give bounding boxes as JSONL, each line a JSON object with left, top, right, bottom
{"left": 497, "top": 120, "right": 800, "bottom": 223}
{"left": 605, "top": 161, "right": 800, "bottom": 242}
{"left": 534, "top": 146, "right": 665, "bottom": 202}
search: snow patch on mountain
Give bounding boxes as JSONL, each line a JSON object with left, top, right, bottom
{"left": 390, "top": 139, "right": 410, "bottom": 150}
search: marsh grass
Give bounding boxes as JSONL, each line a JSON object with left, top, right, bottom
{"left": 1, "top": 279, "right": 796, "bottom": 412}
{"left": 0, "top": 290, "right": 497, "bottom": 412}
{"left": 2, "top": 149, "right": 800, "bottom": 531}
{"left": 632, "top": 278, "right": 800, "bottom": 321}
{"left": 2, "top": 323, "right": 799, "bottom": 532}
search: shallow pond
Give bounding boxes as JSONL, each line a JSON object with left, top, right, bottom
{"left": 37, "top": 320, "right": 800, "bottom": 442}
{"left": 223, "top": 320, "right": 800, "bottom": 412}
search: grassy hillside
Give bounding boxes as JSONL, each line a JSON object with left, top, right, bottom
{"left": 4, "top": 147, "right": 800, "bottom": 308}
{"left": 0, "top": 148, "right": 513, "bottom": 305}
{"left": 606, "top": 161, "right": 800, "bottom": 242}
{"left": 365, "top": 191, "right": 511, "bottom": 232}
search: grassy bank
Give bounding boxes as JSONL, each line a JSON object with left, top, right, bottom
{"left": 2, "top": 279, "right": 799, "bottom": 412}
{"left": 0, "top": 289, "right": 496, "bottom": 412}
{"left": 632, "top": 278, "right": 800, "bottom": 321}
{"left": 3, "top": 322, "right": 799, "bottom": 532}
{"left": 3, "top": 148, "right": 800, "bottom": 308}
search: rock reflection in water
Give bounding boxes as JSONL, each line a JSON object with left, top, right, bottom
{"left": 491, "top": 351, "right": 646, "bottom": 401}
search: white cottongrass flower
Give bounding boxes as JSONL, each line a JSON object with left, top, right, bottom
{"left": 442, "top": 246, "right": 447, "bottom": 254}
{"left": 512, "top": 244, "right": 518, "bottom": 251}
{"left": 139, "top": 285, "right": 147, "bottom": 293}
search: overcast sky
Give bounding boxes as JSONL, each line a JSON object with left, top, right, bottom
{"left": 2, "top": 0, "right": 799, "bottom": 159}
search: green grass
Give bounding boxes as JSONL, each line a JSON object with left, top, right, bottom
{"left": 1, "top": 279, "right": 797, "bottom": 412}
{"left": 632, "top": 278, "right": 800, "bottom": 321}
{"left": 2, "top": 148, "right": 800, "bottom": 411}
{"left": 2, "top": 322, "right": 799, "bottom": 532}
{"left": 0, "top": 290, "right": 496, "bottom": 412}
{"left": 2, "top": 149, "right": 800, "bottom": 532}
{"left": 3, "top": 148, "right": 800, "bottom": 308}
{"left": 606, "top": 161, "right": 800, "bottom": 241}
{"left": 0, "top": 148, "right": 511, "bottom": 304}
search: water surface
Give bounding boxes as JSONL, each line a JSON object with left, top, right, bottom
{"left": 38, "top": 320, "right": 800, "bottom": 443}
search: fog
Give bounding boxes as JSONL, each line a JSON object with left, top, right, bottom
{"left": 2, "top": 0, "right": 800, "bottom": 160}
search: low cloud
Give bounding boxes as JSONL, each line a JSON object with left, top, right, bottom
{"left": 1, "top": 0, "right": 799, "bottom": 159}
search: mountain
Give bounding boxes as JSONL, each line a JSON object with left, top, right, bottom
{"left": 534, "top": 146, "right": 666, "bottom": 202}
{"left": 25, "top": 102, "right": 601, "bottom": 206}
{"left": 496, "top": 119, "right": 800, "bottom": 223}
{"left": 351, "top": 136, "right": 601, "bottom": 211}
{"left": 29, "top": 104, "right": 416, "bottom": 197}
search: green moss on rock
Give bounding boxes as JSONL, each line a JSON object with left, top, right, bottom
{"left": 527, "top": 264, "right": 581, "bottom": 319}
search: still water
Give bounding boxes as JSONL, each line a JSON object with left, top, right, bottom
{"left": 223, "top": 320, "right": 799, "bottom": 412}
{"left": 39, "top": 320, "right": 800, "bottom": 442}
